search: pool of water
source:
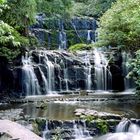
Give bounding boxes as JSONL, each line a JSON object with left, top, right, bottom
{"left": 21, "top": 101, "right": 140, "bottom": 120}
{"left": 0, "top": 100, "right": 140, "bottom": 120}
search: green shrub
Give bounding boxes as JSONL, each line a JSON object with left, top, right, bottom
{"left": 96, "top": 119, "right": 109, "bottom": 134}
{"left": 68, "top": 43, "right": 94, "bottom": 52}
{"left": 127, "top": 50, "right": 140, "bottom": 94}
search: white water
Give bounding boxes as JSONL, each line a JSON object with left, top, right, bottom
{"left": 94, "top": 49, "right": 112, "bottom": 90}
{"left": 97, "top": 119, "right": 140, "bottom": 140}
{"left": 21, "top": 50, "right": 133, "bottom": 96}
{"left": 73, "top": 120, "right": 92, "bottom": 140}
{"left": 42, "top": 120, "right": 49, "bottom": 140}
{"left": 83, "top": 52, "right": 92, "bottom": 90}
{"left": 43, "top": 120, "right": 92, "bottom": 140}
{"left": 22, "top": 52, "right": 41, "bottom": 96}
{"left": 59, "top": 20, "right": 67, "bottom": 50}
{"left": 44, "top": 56, "right": 55, "bottom": 93}
{"left": 122, "top": 52, "right": 134, "bottom": 90}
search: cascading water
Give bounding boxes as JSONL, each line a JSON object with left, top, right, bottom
{"left": 73, "top": 121, "right": 92, "bottom": 140}
{"left": 83, "top": 52, "right": 92, "bottom": 91}
{"left": 87, "top": 30, "right": 92, "bottom": 43}
{"left": 21, "top": 48, "right": 133, "bottom": 96}
{"left": 58, "top": 20, "right": 67, "bottom": 50}
{"left": 44, "top": 56, "right": 55, "bottom": 93}
{"left": 22, "top": 52, "right": 41, "bottom": 96}
{"left": 97, "top": 119, "right": 140, "bottom": 140}
{"left": 122, "top": 52, "right": 135, "bottom": 90}
{"left": 87, "top": 30, "right": 94, "bottom": 44}
{"left": 42, "top": 120, "right": 92, "bottom": 140}
{"left": 94, "top": 49, "right": 112, "bottom": 90}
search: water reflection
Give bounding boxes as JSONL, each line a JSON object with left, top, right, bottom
{"left": 23, "top": 102, "right": 78, "bottom": 120}
{"left": 22, "top": 102, "right": 140, "bottom": 120}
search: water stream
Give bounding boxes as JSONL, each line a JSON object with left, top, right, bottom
{"left": 97, "top": 119, "right": 140, "bottom": 140}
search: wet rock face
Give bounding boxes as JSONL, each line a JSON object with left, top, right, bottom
{"left": 40, "top": 119, "right": 120, "bottom": 139}
{"left": 0, "top": 48, "right": 131, "bottom": 97}
{"left": 31, "top": 15, "right": 97, "bottom": 48}
{"left": 109, "top": 50, "right": 125, "bottom": 91}
{"left": 0, "top": 54, "right": 23, "bottom": 99}
{"left": 20, "top": 50, "right": 98, "bottom": 96}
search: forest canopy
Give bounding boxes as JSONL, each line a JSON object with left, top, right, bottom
{"left": 96, "top": 0, "right": 140, "bottom": 50}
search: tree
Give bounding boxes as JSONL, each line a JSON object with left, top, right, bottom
{"left": 1, "top": 0, "right": 37, "bottom": 36}
{"left": 96, "top": 0, "right": 140, "bottom": 50}
{"left": 127, "top": 50, "right": 140, "bottom": 94}
{"left": 36, "top": 0, "right": 73, "bottom": 19}
{"left": 71, "top": 0, "right": 116, "bottom": 18}
{"left": 0, "top": 0, "right": 28, "bottom": 61}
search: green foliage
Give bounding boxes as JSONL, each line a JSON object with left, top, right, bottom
{"left": 1, "top": 0, "right": 37, "bottom": 35}
{"left": 0, "top": 0, "right": 36, "bottom": 36}
{"left": 68, "top": 43, "right": 93, "bottom": 52}
{"left": 36, "top": 0, "right": 72, "bottom": 19}
{"left": 32, "top": 118, "right": 46, "bottom": 135}
{"left": 96, "top": 0, "right": 140, "bottom": 50}
{"left": 52, "top": 128, "right": 63, "bottom": 140}
{"left": 0, "top": 0, "right": 8, "bottom": 14}
{"left": 80, "top": 115, "right": 96, "bottom": 123}
{"left": 80, "top": 114, "right": 109, "bottom": 134}
{"left": 127, "top": 50, "right": 140, "bottom": 94}
{"left": 0, "top": 1, "right": 29, "bottom": 61}
{"left": 71, "top": 0, "right": 116, "bottom": 18}
{"left": 0, "top": 21, "right": 26, "bottom": 46}
{"left": 96, "top": 119, "right": 109, "bottom": 134}
{"left": 0, "top": 47, "right": 20, "bottom": 61}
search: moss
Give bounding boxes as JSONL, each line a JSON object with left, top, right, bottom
{"left": 80, "top": 114, "right": 109, "bottom": 134}
{"left": 32, "top": 118, "right": 46, "bottom": 136}
{"left": 68, "top": 43, "right": 94, "bottom": 52}
{"left": 80, "top": 115, "right": 96, "bottom": 123}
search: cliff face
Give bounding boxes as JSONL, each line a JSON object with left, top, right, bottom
{"left": 0, "top": 48, "right": 130, "bottom": 98}
{"left": 31, "top": 15, "right": 97, "bottom": 49}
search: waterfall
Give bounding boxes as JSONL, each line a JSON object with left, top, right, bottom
{"left": 42, "top": 120, "right": 49, "bottom": 140}
{"left": 70, "top": 20, "right": 83, "bottom": 42}
{"left": 42, "top": 120, "right": 92, "bottom": 140}
{"left": 87, "top": 30, "right": 94, "bottom": 44}
{"left": 73, "top": 120, "right": 91, "bottom": 140}
{"left": 83, "top": 52, "right": 92, "bottom": 90}
{"left": 122, "top": 52, "right": 135, "bottom": 90}
{"left": 116, "top": 118, "right": 131, "bottom": 132}
{"left": 87, "top": 30, "right": 91, "bottom": 42}
{"left": 22, "top": 52, "right": 41, "bottom": 96}
{"left": 116, "top": 119, "right": 140, "bottom": 133}
{"left": 97, "top": 119, "right": 140, "bottom": 140}
{"left": 58, "top": 20, "right": 67, "bottom": 50}
{"left": 64, "top": 68, "right": 69, "bottom": 91}
{"left": 21, "top": 49, "right": 132, "bottom": 96}
{"left": 44, "top": 56, "right": 55, "bottom": 93}
{"left": 38, "top": 67, "right": 48, "bottom": 93}
{"left": 94, "top": 49, "right": 112, "bottom": 90}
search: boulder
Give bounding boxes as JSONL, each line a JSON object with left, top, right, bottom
{"left": 0, "top": 120, "right": 43, "bottom": 140}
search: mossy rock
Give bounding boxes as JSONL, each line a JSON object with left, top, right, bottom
{"left": 32, "top": 118, "right": 46, "bottom": 136}
{"left": 80, "top": 90, "right": 88, "bottom": 96}
{"left": 69, "top": 43, "right": 94, "bottom": 52}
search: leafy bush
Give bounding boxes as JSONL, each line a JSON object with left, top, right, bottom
{"left": 68, "top": 43, "right": 93, "bottom": 52}
{"left": 96, "top": 0, "right": 140, "bottom": 50}
{"left": 96, "top": 119, "right": 109, "bottom": 134}
{"left": 0, "top": 21, "right": 29, "bottom": 61}
{"left": 127, "top": 50, "right": 140, "bottom": 94}
{"left": 71, "top": 0, "right": 116, "bottom": 18}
